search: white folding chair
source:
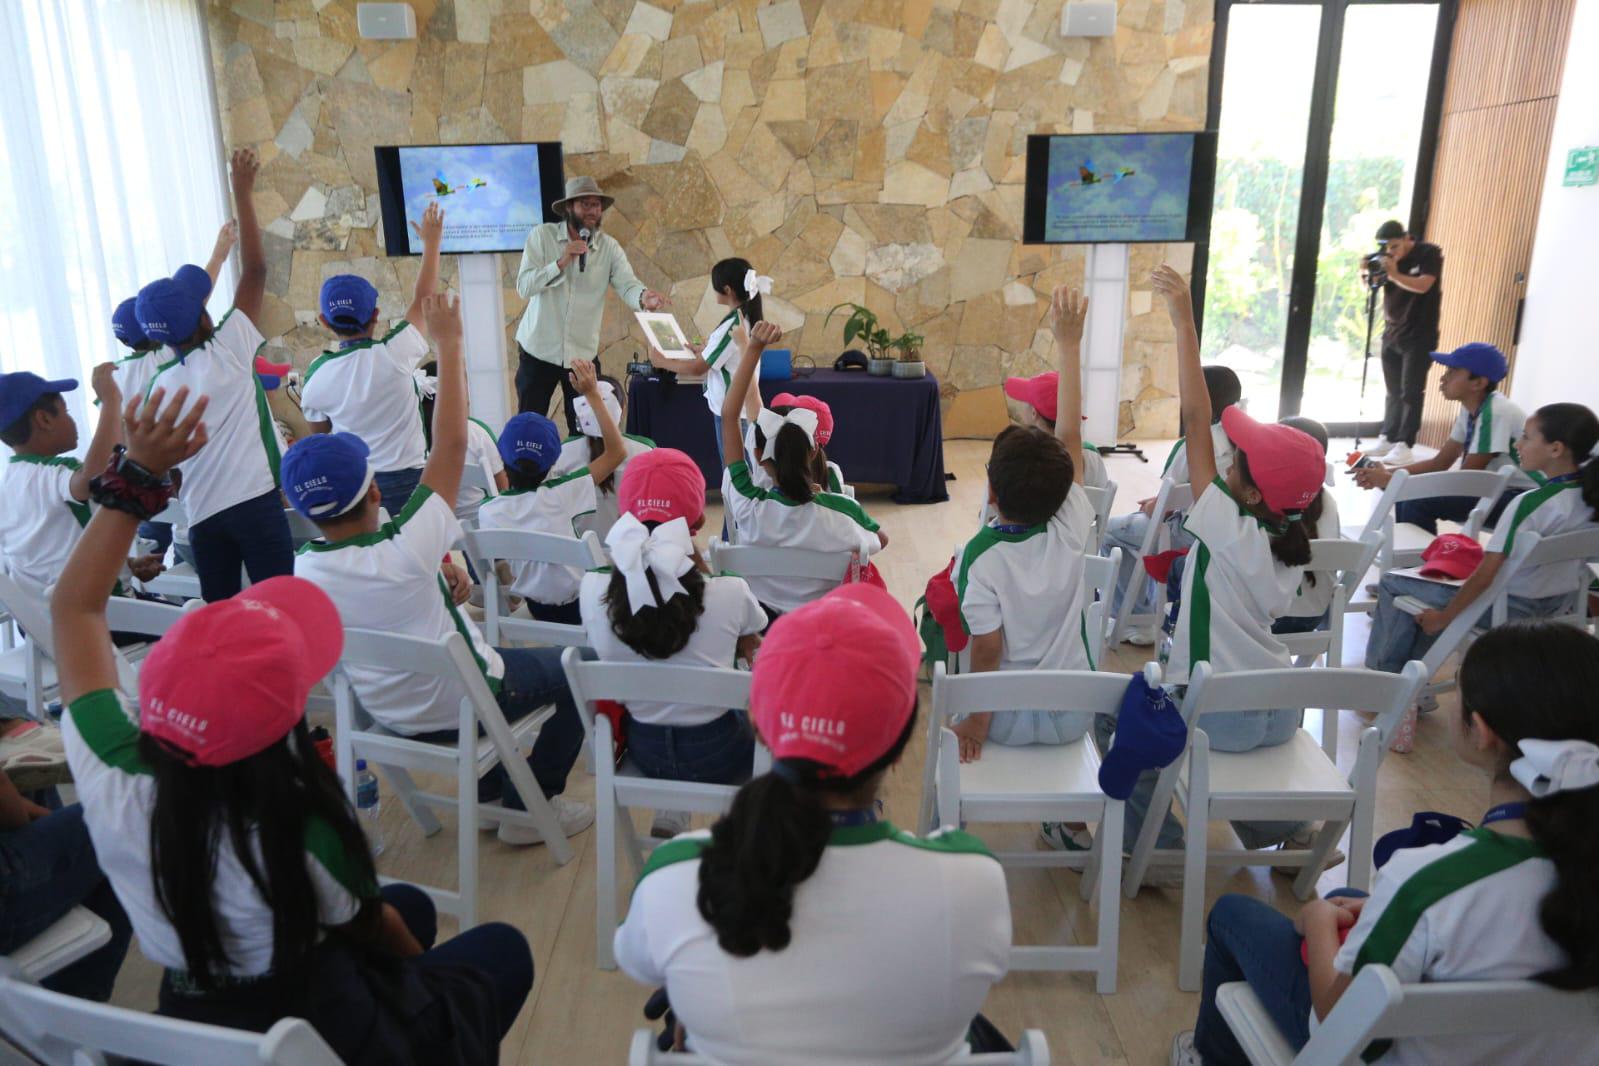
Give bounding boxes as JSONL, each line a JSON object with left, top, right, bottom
{"left": 918, "top": 662, "right": 1148, "bottom": 992}
{"left": 706, "top": 539, "right": 856, "bottom": 605}
{"left": 627, "top": 1027, "right": 1052, "bottom": 1065}
{"left": 463, "top": 528, "right": 606, "bottom": 647}
{"left": 1123, "top": 661, "right": 1427, "bottom": 990}
{"left": 1275, "top": 533, "right": 1382, "bottom": 675}
{"left": 559, "top": 648, "right": 768, "bottom": 970}
{"left": 455, "top": 462, "right": 497, "bottom": 526}
{"left": 1108, "top": 477, "right": 1193, "bottom": 646}
{"left": 139, "top": 498, "right": 203, "bottom": 601}
{"left": 1217, "top": 963, "right": 1599, "bottom": 1066}
{"left": 5, "top": 907, "right": 111, "bottom": 984}
{"left": 0, "top": 958, "right": 341, "bottom": 1066}
{"left": 947, "top": 550, "right": 1117, "bottom": 677}
{"left": 1350, "top": 467, "right": 1515, "bottom": 572}
{"left": 331, "top": 628, "right": 576, "bottom": 929}
{"left": 1080, "top": 478, "right": 1118, "bottom": 553}
{"left": 0, "top": 572, "right": 56, "bottom": 720}
{"left": 282, "top": 508, "right": 325, "bottom": 548}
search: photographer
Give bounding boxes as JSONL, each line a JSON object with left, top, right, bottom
{"left": 1360, "top": 220, "right": 1443, "bottom": 466}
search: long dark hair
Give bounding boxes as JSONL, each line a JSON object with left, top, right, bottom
{"left": 1530, "top": 403, "right": 1599, "bottom": 515}
{"left": 695, "top": 712, "right": 916, "bottom": 957}
{"left": 752, "top": 406, "right": 816, "bottom": 503}
{"left": 605, "top": 532, "right": 707, "bottom": 658}
{"left": 1234, "top": 448, "right": 1324, "bottom": 572}
{"left": 141, "top": 721, "right": 376, "bottom": 989}
{"left": 1458, "top": 622, "right": 1599, "bottom": 990}
{"left": 585, "top": 374, "right": 626, "bottom": 494}
{"left": 710, "top": 257, "right": 763, "bottom": 326}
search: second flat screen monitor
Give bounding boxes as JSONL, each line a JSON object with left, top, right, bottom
{"left": 1022, "top": 132, "right": 1216, "bottom": 245}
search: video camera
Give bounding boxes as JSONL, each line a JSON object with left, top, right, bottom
{"left": 1363, "top": 248, "right": 1387, "bottom": 289}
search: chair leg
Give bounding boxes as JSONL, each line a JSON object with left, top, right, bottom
{"left": 1096, "top": 799, "right": 1123, "bottom": 994}
{"left": 1124, "top": 764, "right": 1180, "bottom": 898}
{"left": 1293, "top": 819, "right": 1345, "bottom": 901}
{"left": 595, "top": 777, "right": 618, "bottom": 970}
{"left": 385, "top": 765, "right": 444, "bottom": 837}
{"left": 617, "top": 805, "right": 647, "bottom": 881}
{"left": 496, "top": 737, "right": 576, "bottom": 867}
{"left": 1347, "top": 732, "right": 1383, "bottom": 893}
{"left": 1080, "top": 822, "right": 1101, "bottom": 903}
{"left": 1178, "top": 741, "right": 1210, "bottom": 992}
{"left": 458, "top": 738, "right": 479, "bottom": 930}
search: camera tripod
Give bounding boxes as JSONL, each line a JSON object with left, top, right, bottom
{"left": 1353, "top": 278, "right": 1381, "bottom": 450}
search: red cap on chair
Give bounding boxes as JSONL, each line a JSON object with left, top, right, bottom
{"left": 139, "top": 577, "right": 343, "bottom": 767}
{"left": 770, "top": 393, "right": 834, "bottom": 446}
{"left": 1221, "top": 407, "right": 1326, "bottom": 514}
{"left": 1418, "top": 533, "right": 1484, "bottom": 580}
{"left": 750, "top": 584, "right": 920, "bottom": 777}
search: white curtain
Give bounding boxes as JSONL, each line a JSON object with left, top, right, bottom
{"left": 0, "top": 0, "right": 232, "bottom": 433}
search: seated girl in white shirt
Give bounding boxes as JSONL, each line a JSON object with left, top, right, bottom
{"left": 549, "top": 375, "right": 654, "bottom": 541}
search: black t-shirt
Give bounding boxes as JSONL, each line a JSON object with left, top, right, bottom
{"left": 1382, "top": 241, "right": 1443, "bottom": 349}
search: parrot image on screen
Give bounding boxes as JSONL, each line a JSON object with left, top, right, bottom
{"left": 1073, "top": 160, "right": 1137, "bottom": 186}
{"left": 430, "top": 175, "right": 488, "bottom": 197}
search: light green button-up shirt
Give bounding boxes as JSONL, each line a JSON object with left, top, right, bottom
{"left": 514, "top": 220, "right": 647, "bottom": 367}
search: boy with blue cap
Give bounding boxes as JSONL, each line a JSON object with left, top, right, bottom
{"left": 1352, "top": 342, "right": 1529, "bottom": 533}
{"left": 290, "top": 294, "right": 593, "bottom": 848}
{"left": 299, "top": 203, "right": 446, "bottom": 518}
{"left": 476, "top": 361, "right": 628, "bottom": 624}
{"left": 136, "top": 148, "right": 292, "bottom": 602}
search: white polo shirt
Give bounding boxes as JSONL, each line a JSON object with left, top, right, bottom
{"left": 300, "top": 322, "right": 430, "bottom": 474}
{"left": 720, "top": 460, "right": 882, "bottom": 613}
{"left": 295, "top": 486, "right": 504, "bottom": 735}
{"left": 1451, "top": 391, "right": 1533, "bottom": 489}
{"left": 957, "top": 484, "right": 1098, "bottom": 671}
{"left": 0, "top": 455, "right": 89, "bottom": 604}
{"left": 112, "top": 350, "right": 165, "bottom": 403}
{"left": 475, "top": 469, "right": 598, "bottom": 605}
{"left": 614, "top": 822, "right": 1011, "bottom": 1066}
{"left": 742, "top": 424, "right": 846, "bottom": 494}
{"left": 1285, "top": 489, "right": 1342, "bottom": 620}
{"left": 1331, "top": 829, "right": 1595, "bottom": 1066}
{"left": 699, "top": 310, "right": 742, "bottom": 416}
{"left": 455, "top": 417, "right": 504, "bottom": 516}
{"left": 1080, "top": 444, "right": 1108, "bottom": 490}
{"left": 1161, "top": 422, "right": 1237, "bottom": 483}
{"left": 1167, "top": 478, "right": 1302, "bottom": 685}
{"left": 548, "top": 433, "right": 655, "bottom": 541}
{"left": 578, "top": 569, "right": 766, "bottom": 727}
{"left": 61, "top": 688, "right": 369, "bottom": 976}
{"left": 1486, "top": 479, "right": 1598, "bottom": 599}
{"left": 144, "top": 309, "right": 284, "bottom": 527}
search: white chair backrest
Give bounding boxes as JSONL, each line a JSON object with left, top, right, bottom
{"left": 460, "top": 462, "right": 496, "bottom": 495}
{"left": 283, "top": 508, "right": 325, "bottom": 545}
{"left": 0, "top": 571, "right": 53, "bottom": 657}
{"left": 932, "top": 660, "right": 1161, "bottom": 722}
{"left": 1357, "top": 467, "right": 1514, "bottom": 543}
{"left": 337, "top": 626, "right": 488, "bottom": 700}
{"left": 104, "top": 595, "right": 189, "bottom": 640}
{"left": 1181, "top": 661, "right": 1426, "bottom": 749}
{"left": 146, "top": 498, "right": 190, "bottom": 528}
{"left": 464, "top": 527, "right": 606, "bottom": 646}
{"left": 707, "top": 539, "right": 855, "bottom": 582}
{"left": 627, "top": 1027, "right": 1051, "bottom": 1065}
{"left": 561, "top": 647, "right": 753, "bottom": 720}
{"left": 0, "top": 959, "right": 342, "bottom": 1066}
{"left": 1306, "top": 531, "right": 1381, "bottom": 600}
{"left": 1081, "top": 479, "right": 1117, "bottom": 544}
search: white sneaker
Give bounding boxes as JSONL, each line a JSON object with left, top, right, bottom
{"left": 1271, "top": 824, "right": 1346, "bottom": 877}
{"left": 1123, "top": 624, "right": 1157, "bottom": 646}
{"left": 650, "top": 809, "right": 692, "bottom": 839}
{"left": 1362, "top": 436, "right": 1394, "bottom": 459}
{"left": 1382, "top": 443, "right": 1414, "bottom": 466}
{"left": 1170, "top": 1031, "right": 1201, "bottom": 1066}
{"left": 496, "top": 796, "right": 595, "bottom": 846}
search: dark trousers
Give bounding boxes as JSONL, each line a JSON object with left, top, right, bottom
{"left": 1394, "top": 486, "right": 1519, "bottom": 536}
{"left": 516, "top": 347, "right": 598, "bottom": 435}
{"left": 187, "top": 489, "right": 295, "bottom": 602}
{"left": 1378, "top": 338, "right": 1434, "bottom": 446}
{"left": 373, "top": 468, "right": 424, "bottom": 520}
{"left": 626, "top": 710, "right": 755, "bottom": 786}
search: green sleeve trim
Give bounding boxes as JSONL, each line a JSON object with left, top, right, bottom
{"left": 1499, "top": 483, "right": 1569, "bottom": 554}
{"left": 7, "top": 455, "right": 83, "bottom": 469}
{"left": 726, "top": 460, "right": 762, "bottom": 501}
{"left": 383, "top": 319, "right": 412, "bottom": 343}
{"left": 827, "top": 467, "right": 843, "bottom": 493}
{"left": 886, "top": 825, "right": 999, "bottom": 859}
{"left": 561, "top": 434, "right": 583, "bottom": 445}
{"left": 469, "top": 417, "right": 497, "bottom": 437}
{"left": 1162, "top": 438, "right": 1185, "bottom": 474}
{"left": 1184, "top": 542, "right": 1212, "bottom": 668}
{"left": 811, "top": 490, "right": 880, "bottom": 532}
{"left": 301, "top": 349, "right": 340, "bottom": 387}
{"left": 637, "top": 834, "right": 711, "bottom": 883}
{"left": 624, "top": 433, "right": 656, "bottom": 448}
{"left": 1079, "top": 609, "right": 1097, "bottom": 672}
{"left": 67, "top": 689, "right": 149, "bottom": 776}
{"left": 544, "top": 467, "right": 592, "bottom": 489}
{"left": 252, "top": 377, "right": 282, "bottom": 486}
{"left": 438, "top": 574, "right": 501, "bottom": 695}
{"left": 305, "top": 815, "right": 379, "bottom": 899}
{"left": 298, "top": 485, "right": 437, "bottom": 552}
{"left": 1475, "top": 398, "right": 1494, "bottom": 453}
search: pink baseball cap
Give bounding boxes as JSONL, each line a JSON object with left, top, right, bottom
{"left": 1418, "top": 533, "right": 1484, "bottom": 580}
{"left": 618, "top": 447, "right": 706, "bottom": 529}
{"left": 770, "top": 393, "right": 834, "bottom": 446}
{"left": 750, "top": 583, "right": 921, "bottom": 778}
{"left": 139, "top": 577, "right": 344, "bottom": 768}
{"left": 1221, "top": 407, "right": 1325, "bottom": 514}
{"left": 1004, "top": 371, "right": 1059, "bottom": 422}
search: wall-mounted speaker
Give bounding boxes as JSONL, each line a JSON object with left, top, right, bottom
{"left": 1061, "top": 2, "right": 1117, "bottom": 38}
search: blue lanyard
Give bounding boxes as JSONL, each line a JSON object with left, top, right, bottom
{"left": 1544, "top": 472, "right": 1580, "bottom": 486}
{"left": 991, "top": 522, "right": 1030, "bottom": 535}
{"left": 827, "top": 807, "right": 881, "bottom": 827}
{"left": 1482, "top": 802, "right": 1527, "bottom": 826}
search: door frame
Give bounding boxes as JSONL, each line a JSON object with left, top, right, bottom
{"left": 1192, "top": 0, "right": 1457, "bottom": 437}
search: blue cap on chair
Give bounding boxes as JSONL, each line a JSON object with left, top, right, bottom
{"left": 1097, "top": 672, "right": 1186, "bottom": 801}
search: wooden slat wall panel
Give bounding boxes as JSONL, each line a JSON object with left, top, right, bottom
{"left": 1417, "top": 0, "right": 1574, "bottom": 448}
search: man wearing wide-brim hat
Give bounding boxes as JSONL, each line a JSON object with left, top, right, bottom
{"left": 514, "top": 175, "right": 668, "bottom": 431}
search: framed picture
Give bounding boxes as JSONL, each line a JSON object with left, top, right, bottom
{"left": 634, "top": 311, "right": 696, "bottom": 361}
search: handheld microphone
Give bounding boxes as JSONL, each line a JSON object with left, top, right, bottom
{"left": 578, "top": 227, "right": 590, "bottom": 272}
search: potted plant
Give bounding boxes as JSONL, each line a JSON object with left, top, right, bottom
{"left": 825, "top": 302, "right": 895, "bottom": 376}
{"left": 889, "top": 330, "right": 926, "bottom": 379}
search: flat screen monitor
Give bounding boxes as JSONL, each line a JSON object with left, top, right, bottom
{"left": 374, "top": 142, "right": 566, "bottom": 256}
{"left": 1022, "top": 132, "right": 1217, "bottom": 245}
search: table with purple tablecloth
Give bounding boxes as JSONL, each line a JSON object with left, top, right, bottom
{"left": 625, "top": 369, "right": 949, "bottom": 504}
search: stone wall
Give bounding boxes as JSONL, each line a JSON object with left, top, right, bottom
{"left": 207, "top": 0, "right": 1210, "bottom": 438}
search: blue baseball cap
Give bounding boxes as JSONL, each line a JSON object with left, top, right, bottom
{"left": 135, "top": 265, "right": 213, "bottom": 346}
{"left": 281, "top": 433, "right": 374, "bottom": 518}
{"left": 112, "top": 298, "right": 147, "bottom": 347}
{"left": 0, "top": 372, "right": 79, "bottom": 432}
{"left": 1097, "top": 672, "right": 1187, "bottom": 801}
{"left": 320, "top": 275, "right": 379, "bottom": 333}
{"left": 498, "top": 412, "right": 563, "bottom": 473}
{"left": 1430, "top": 342, "right": 1507, "bottom": 383}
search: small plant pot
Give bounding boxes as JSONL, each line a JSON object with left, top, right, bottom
{"left": 892, "top": 360, "right": 927, "bottom": 379}
{"left": 867, "top": 357, "right": 895, "bottom": 376}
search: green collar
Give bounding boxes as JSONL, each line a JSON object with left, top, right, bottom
{"left": 7, "top": 453, "right": 80, "bottom": 468}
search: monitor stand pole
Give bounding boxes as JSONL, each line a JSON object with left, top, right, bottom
{"left": 1083, "top": 242, "right": 1146, "bottom": 461}
{"left": 458, "top": 253, "right": 510, "bottom": 431}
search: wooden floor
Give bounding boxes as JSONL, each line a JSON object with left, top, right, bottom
{"left": 106, "top": 439, "right": 1488, "bottom": 1065}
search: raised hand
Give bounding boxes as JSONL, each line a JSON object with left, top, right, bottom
{"left": 230, "top": 147, "right": 259, "bottom": 191}
{"left": 748, "top": 320, "right": 782, "bottom": 348}
{"left": 1051, "top": 285, "right": 1089, "bottom": 347}
{"left": 411, "top": 202, "right": 445, "bottom": 247}
{"left": 122, "top": 387, "right": 208, "bottom": 477}
{"left": 90, "top": 362, "right": 120, "bottom": 406}
{"left": 569, "top": 358, "right": 598, "bottom": 396}
{"left": 213, "top": 219, "right": 239, "bottom": 257}
{"left": 422, "top": 292, "right": 462, "bottom": 346}
{"left": 1150, "top": 265, "right": 1192, "bottom": 318}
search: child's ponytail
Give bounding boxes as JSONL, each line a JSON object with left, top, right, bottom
{"left": 711, "top": 257, "right": 762, "bottom": 325}
{"left": 1531, "top": 403, "right": 1599, "bottom": 517}
{"left": 753, "top": 413, "right": 816, "bottom": 503}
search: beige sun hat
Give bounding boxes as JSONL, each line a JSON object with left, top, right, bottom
{"left": 550, "top": 175, "right": 615, "bottom": 213}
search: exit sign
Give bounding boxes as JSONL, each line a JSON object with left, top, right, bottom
{"left": 1564, "top": 147, "right": 1598, "bottom": 187}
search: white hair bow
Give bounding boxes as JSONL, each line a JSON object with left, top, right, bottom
{"left": 1510, "top": 738, "right": 1599, "bottom": 798}
{"left": 605, "top": 514, "right": 696, "bottom": 612}
{"left": 574, "top": 381, "right": 621, "bottom": 438}
{"left": 755, "top": 407, "right": 818, "bottom": 461}
{"left": 744, "top": 269, "right": 773, "bottom": 300}
{"left": 412, "top": 368, "right": 438, "bottom": 398}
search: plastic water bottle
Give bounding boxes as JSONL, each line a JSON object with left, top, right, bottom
{"left": 354, "top": 759, "right": 384, "bottom": 857}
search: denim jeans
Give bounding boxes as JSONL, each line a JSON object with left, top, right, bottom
{"left": 412, "top": 646, "right": 587, "bottom": 809}
{"left": 373, "top": 467, "right": 423, "bottom": 520}
{"left": 0, "top": 804, "right": 132, "bottom": 1001}
{"left": 139, "top": 519, "right": 172, "bottom": 555}
{"left": 1393, "top": 487, "right": 1519, "bottom": 536}
{"left": 626, "top": 710, "right": 754, "bottom": 786}
{"left": 188, "top": 488, "right": 295, "bottom": 602}
{"left": 1365, "top": 572, "right": 1571, "bottom": 674}
{"left": 379, "top": 883, "right": 533, "bottom": 1036}
{"left": 1193, "top": 890, "right": 1367, "bottom": 1064}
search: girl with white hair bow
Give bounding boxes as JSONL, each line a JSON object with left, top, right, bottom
{"left": 547, "top": 374, "right": 656, "bottom": 541}
{"left": 1173, "top": 619, "right": 1599, "bottom": 1066}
